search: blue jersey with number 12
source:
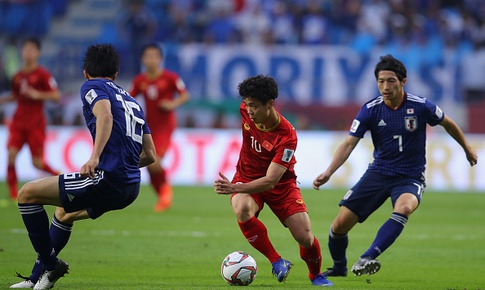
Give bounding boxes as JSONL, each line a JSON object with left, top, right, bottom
{"left": 349, "top": 93, "right": 444, "bottom": 180}
{"left": 81, "top": 78, "right": 150, "bottom": 183}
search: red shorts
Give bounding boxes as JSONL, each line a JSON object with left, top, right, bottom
{"left": 7, "top": 122, "right": 46, "bottom": 157}
{"left": 231, "top": 175, "right": 307, "bottom": 224}
{"left": 151, "top": 127, "right": 174, "bottom": 157}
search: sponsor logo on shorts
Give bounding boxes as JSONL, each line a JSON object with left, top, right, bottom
{"left": 244, "top": 123, "right": 250, "bottom": 130}
{"left": 295, "top": 199, "right": 304, "bottom": 205}
{"left": 67, "top": 193, "right": 75, "bottom": 202}
{"left": 343, "top": 189, "right": 353, "bottom": 200}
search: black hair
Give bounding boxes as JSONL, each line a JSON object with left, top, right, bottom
{"left": 82, "top": 43, "right": 120, "bottom": 78}
{"left": 141, "top": 43, "right": 163, "bottom": 57}
{"left": 238, "top": 75, "right": 278, "bottom": 105}
{"left": 22, "top": 37, "right": 41, "bottom": 50}
{"left": 374, "top": 54, "right": 407, "bottom": 81}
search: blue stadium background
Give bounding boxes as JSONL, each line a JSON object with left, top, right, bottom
{"left": 1, "top": 0, "right": 484, "bottom": 132}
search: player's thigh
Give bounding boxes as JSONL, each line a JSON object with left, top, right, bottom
{"left": 230, "top": 193, "right": 261, "bottom": 216}
{"left": 285, "top": 212, "right": 314, "bottom": 247}
{"left": 391, "top": 180, "right": 423, "bottom": 216}
{"left": 7, "top": 126, "right": 27, "bottom": 156}
{"left": 152, "top": 128, "right": 173, "bottom": 157}
{"left": 339, "top": 171, "right": 391, "bottom": 223}
{"left": 18, "top": 175, "right": 62, "bottom": 206}
{"left": 331, "top": 206, "right": 360, "bottom": 234}
{"left": 27, "top": 126, "right": 46, "bottom": 158}
{"left": 55, "top": 206, "right": 90, "bottom": 223}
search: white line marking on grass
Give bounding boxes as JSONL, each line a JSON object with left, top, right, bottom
{"left": 8, "top": 228, "right": 217, "bottom": 238}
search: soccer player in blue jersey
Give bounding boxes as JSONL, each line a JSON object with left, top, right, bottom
{"left": 11, "top": 44, "right": 156, "bottom": 290}
{"left": 313, "top": 54, "right": 478, "bottom": 277}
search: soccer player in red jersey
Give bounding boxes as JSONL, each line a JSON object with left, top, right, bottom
{"left": 214, "top": 75, "right": 333, "bottom": 286}
{"left": 0, "top": 38, "right": 60, "bottom": 200}
{"left": 130, "top": 43, "right": 190, "bottom": 212}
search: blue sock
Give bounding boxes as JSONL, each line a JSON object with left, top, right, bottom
{"left": 18, "top": 204, "right": 57, "bottom": 270}
{"left": 328, "top": 227, "right": 348, "bottom": 269}
{"left": 29, "top": 215, "right": 73, "bottom": 282}
{"left": 362, "top": 212, "right": 408, "bottom": 259}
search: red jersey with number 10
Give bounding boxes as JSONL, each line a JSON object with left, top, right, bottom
{"left": 236, "top": 102, "right": 297, "bottom": 183}
{"left": 130, "top": 69, "right": 186, "bottom": 132}
{"left": 11, "top": 66, "right": 57, "bottom": 127}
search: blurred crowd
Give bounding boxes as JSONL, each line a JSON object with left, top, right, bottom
{"left": 131, "top": 0, "right": 485, "bottom": 47}
{"left": 1, "top": 0, "right": 485, "bottom": 129}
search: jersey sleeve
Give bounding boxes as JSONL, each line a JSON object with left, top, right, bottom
{"left": 272, "top": 137, "right": 296, "bottom": 168}
{"left": 170, "top": 72, "right": 187, "bottom": 93}
{"left": 424, "top": 99, "right": 445, "bottom": 126}
{"left": 43, "top": 72, "right": 58, "bottom": 91}
{"left": 349, "top": 105, "right": 370, "bottom": 138}
{"left": 82, "top": 83, "right": 109, "bottom": 110}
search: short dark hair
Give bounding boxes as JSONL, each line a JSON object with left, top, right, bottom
{"left": 141, "top": 43, "right": 163, "bottom": 57}
{"left": 82, "top": 44, "right": 120, "bottom": 78}
{"left": 374, "top": 54, "right": 407, "bottom": 81}
{"left": 238, "top": 75, "right": 278, "bottom": 104}
{"left": 22, "top": 37, "right": 41, "bottom": 50}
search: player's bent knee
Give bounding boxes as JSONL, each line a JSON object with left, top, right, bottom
{"left": 296, "top": 233, "right": 314, "bottom": 248}
{"left": 231, "top": 196, "right": 257, "bottom": 221}
{"left": 17, "top": 182, "right": 38, "bottom": 203}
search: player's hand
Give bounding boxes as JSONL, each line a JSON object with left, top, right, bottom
{"left": 214, "top": 172, "right": 233, "bottom": 195}
{"left": 25, "top": 87, "right": 41, "bottom": 100}
{"left": 313, "top": 171, "right": 332, "bottom": 190}
{"left": 159, "top": 100, "right": 176, "bottom": 111}
{"left": 80, "top": 157, "right": 99, "bottom": 179}
{"left": 465, "top": 146, "right": 478, "bottom": 167}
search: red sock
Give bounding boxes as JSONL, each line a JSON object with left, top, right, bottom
{"left": 300, "top": 236, "right": 322, "bottom": 280}
{"left": 41, "top": 163, "right": 58, "bottom": 175}
{"left": 159, "top": 168, "right": 167, "bottom": 185}
{"left": 149, "top": 171, "right": 162, "bottom": 194}
{"left": 7, "top": 165, "right": 17, "bottom": 199}
{"left": 238, "top": 216, "right": 280, "bottom": 263}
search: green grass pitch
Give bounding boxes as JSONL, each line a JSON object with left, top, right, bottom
{"left": 1, "top": 183, "right": 484, "bottom": 289}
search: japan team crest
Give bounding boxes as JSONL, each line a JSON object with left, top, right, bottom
{"left": 405, "top": 116, "right": 418, "bottom": 132}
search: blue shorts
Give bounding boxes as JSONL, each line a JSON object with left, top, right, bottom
{"left": 340, "top": 171, "right": 425, "bottom": 222}
{"left": 59, "top": 171, "right": 140, "bottom": 219}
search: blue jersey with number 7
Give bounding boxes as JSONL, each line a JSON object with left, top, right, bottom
{"left": 80, "top": 78, "right": 150, "bottom": 183}
{"left": 349, "top": 93, "right": 444, "bottom": 180}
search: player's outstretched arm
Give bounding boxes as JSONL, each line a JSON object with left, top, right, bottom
{"left": 81, "top": 99, "right": 113, "bottom": 178}
{"left": 159, "top": 90, "right": 190, "bottom": 111}
{"left": 439, "top": 115, "right": 478, "bottom": 166}
{"left": 26, "top": 87, "right": 60, "bottom": 102}
{"left": 0, "top": 93, "right": 15, "bottom": 104}
{"left": 313, "top": 135, "right": 360, "bottom": 190}
{"left": 139, "top": 133, "right": 156, "bottom": 168}
{"left": 214, "top": 162, "right": 286, "bottom": 195}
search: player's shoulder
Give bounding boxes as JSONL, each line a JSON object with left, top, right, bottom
{"left": 278, "top": 114, "right": 297, "bottom": 137}
{"left": 405, "top": 92, "right": 427, "bottom": 104}
{"left": 81, "top": 79, "right": 105, "bottom": 90}
{"left": 133, "top": 73, "right": 145, "bottom": 82}
{"left": 34, "top": 66, "right": 54, "bottom": 77}
{"left": 162, "top": 70, "right": 183, "bottom": 83}
{"left": 163, "top": 69, "right": 179, "bottom": 78}
{"left": 363, "top": 95, "right": 384, "bottom": 109}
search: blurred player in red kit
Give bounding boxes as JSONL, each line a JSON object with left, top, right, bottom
{"left": 214, "top": 75, "right": 333, "bottom": 286}
{"left": 130, "top": 43, "right": 189, "bottom": 212}
{"left": 0, "top": 37, "right": 60, "bottom": 200}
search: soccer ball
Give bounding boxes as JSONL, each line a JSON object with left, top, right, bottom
{"left": 221, "top": 251, "right": 258, "bottom": 286}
